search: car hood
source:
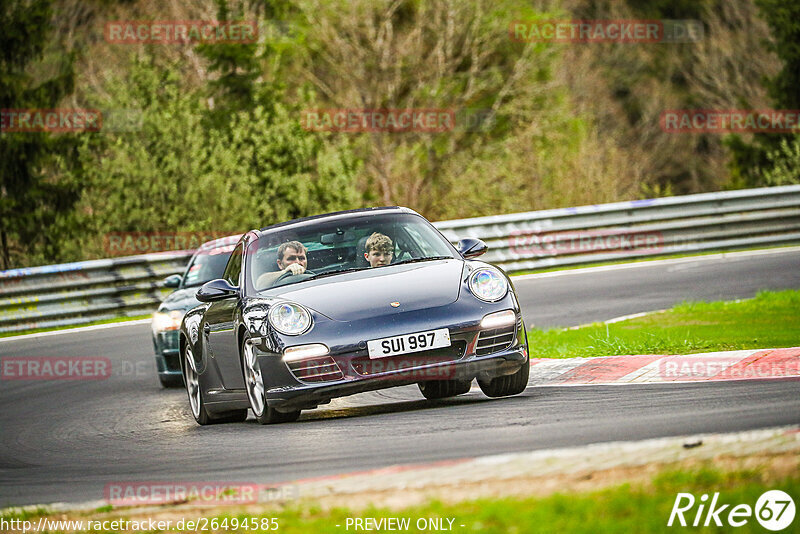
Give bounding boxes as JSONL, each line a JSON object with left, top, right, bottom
{"left": 158, "top": 287, "right": 201, "bottom": 313}
{"left": 273, "top": 259, "right": 464, "bottom": 321}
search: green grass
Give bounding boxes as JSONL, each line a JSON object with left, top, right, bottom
{"left": 0, "top": 314, "right": 151, "bottom": 339}
{"left": 11, "top": 466, "right": 797, "bottom": 533}
{"left": 265, "top": 468, "right": 799, "bottom": 533}
{"left": 528, "top": 289, "right": 800, "bottom": 358}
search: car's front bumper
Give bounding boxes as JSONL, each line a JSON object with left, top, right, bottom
{"left": 264, "top": 346, "right": 527, "bottom": 411}
{"left": 152, "top": 330, "right": 181, "bottom": 376}
{"left": 251, "top": 302, "right": 528, "bottom": 411}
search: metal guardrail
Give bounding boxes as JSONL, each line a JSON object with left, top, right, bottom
{"left": 1, "top": 185, "right": 799, "bottom": 334}
{"left": 0, "top": 253, "right": 192, "bottom": 334}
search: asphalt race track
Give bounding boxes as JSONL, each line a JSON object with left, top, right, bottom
{"left": 1, "top": 249, "right": 799, "bottom": 507}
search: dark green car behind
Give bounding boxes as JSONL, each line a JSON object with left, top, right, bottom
{"left": 151, "top": 235, "right": 241, "bottom": 387}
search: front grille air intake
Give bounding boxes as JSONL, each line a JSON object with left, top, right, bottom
{"left": 286, "top": 356, "right": 344, "bottom": 383}
{"left": 475, "top": 320, "right": 517, "bottom": 355}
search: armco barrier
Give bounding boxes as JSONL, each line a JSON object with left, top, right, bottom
{"left": 1, "top": 185, "right": 799, "bottom": 334}
{"left": 0, "top": 252, "right": 192, "bottom": 334}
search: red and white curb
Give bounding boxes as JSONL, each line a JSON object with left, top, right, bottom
{"left": 527, "top": 347, "right": 800, "bottom": 386}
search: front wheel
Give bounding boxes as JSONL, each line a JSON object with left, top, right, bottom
{"left": 183, "top": 344, "right": 247, "bottom": 425}
{"left": 477, "top": 358, "right": 530, "bottom": 398}
{"left": 241, "top": 336, "right": 301, "bottom": 424}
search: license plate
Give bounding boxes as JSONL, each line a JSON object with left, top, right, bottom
{"left": 367, "top": 328, "right": 451, "bottom": 359}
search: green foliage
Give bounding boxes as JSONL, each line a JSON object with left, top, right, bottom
{"left": 197, "top": 0, "right": 262, "bottom": 118}
{"left": 728, "top": 0, "right": 800, "bottom": 187}
{"left": 2, "top": 0, "right": 797, "bottom": 268}
{"left": 63, "top": 55, "right": 359, "bottom": 260}
{"left": 761, "top": 134, "right": 800, "bottom": 185}
{"left": 0, "top": 0, "right": 78, "bottom": 269}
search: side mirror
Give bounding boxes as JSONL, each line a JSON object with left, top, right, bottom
{"left": 197, "top": 279, "right": 238, "bottom": 302}
{"left": 163, "top": 274, "right": 182, "bottom": 288}
{"left": 456, "top": 238, "right": 488, "bottom": 259}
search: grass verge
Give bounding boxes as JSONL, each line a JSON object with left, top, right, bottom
{"left": 3, "top": 461, "right": 797, "bottom": 533}
{"left": 527, "top": 289, "right": 800, "bottom": 358}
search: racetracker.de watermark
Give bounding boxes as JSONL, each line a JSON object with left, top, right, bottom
{"left": 103, "top": 231, "right": 237, "bottom": 256}
{"left": 301, "top": 109, "right": 456, "bottom": 133}
{"left": 1, "top": 357, "right": 111, "bottom": 381}
{"left": 350, "top": 356, "right": 459, "bottom": 380}
{"left": 105, "top": 20, "right": 258, "bottom": 44}
{"left": 104, "top": 482, "right": 296, "bottom": 505}
{"left": 1, "top": 108, "right": 143, "bottom": 133}
{"left": 508, "top": 229, "right": 664, "bottom": 256}
{"left": 509, "top": 19, "right": 703, "bottom": 43}
{"left": 659, "top": 356, "right": 800, "bottom": 381}
{"left": 661, "top": 109, "right": 800, "bottom": 133}
{"left": 1, "top": 109, "right": 101, "bottom": 133}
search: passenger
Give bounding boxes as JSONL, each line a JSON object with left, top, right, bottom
{"left": 364, "top": 232, "right": 393, "bottom": 267}
{"left": 256, "top": 240, "right": 308, "bottom": 288}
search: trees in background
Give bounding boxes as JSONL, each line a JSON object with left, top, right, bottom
{"left": 0, "top": 0, "right": 79, "bottom": 269}
{"left": 728, "top": 0, "right": 800, "bottom": 187}
{"left": 2, "top": 0, "right": 796, "bottom": 268}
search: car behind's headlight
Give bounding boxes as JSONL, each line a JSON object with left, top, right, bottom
{"left": 469, "top": 268, "right": 508, "bottom": 302}
{"left": 152, "top": 310, "right": 183, "bottom": 334}
{"left": 268, "top": 302, "right": 312, "bottom": 335}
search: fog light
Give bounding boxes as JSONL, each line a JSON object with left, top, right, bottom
{"left": 283, "top": 343, "right": 330, "bottom": 362}
{"left": 480, "top": 310, "right": 516, "bottom": 329}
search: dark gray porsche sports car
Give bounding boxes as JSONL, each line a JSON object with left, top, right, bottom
{"left": 180, "top": 207, "right": 529, "bottom": 425}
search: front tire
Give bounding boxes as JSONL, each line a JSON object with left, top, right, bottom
{"left": 241, "top": 336, "right": 301, "bottom": 424}
{"left": 418, "top": 379, "right": 472, "bottom": 400}
{"left": 477, "top": 358, "right": 530, "bottom": 398}
{"left": 183, "top": 344, "right": 247, "bottom": 425}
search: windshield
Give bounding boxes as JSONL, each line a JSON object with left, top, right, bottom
{"left": 246, "top": 212, "right": 456, "bottom": 293}
{"left": 182, "top": 244, "right": 236, "bottom": 288}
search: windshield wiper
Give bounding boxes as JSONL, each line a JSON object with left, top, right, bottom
{"left": 306, "top": 267, "right": 365, "bottom": 280}
{"left": 391, "top": 256, "right": 452, "bottom": 266}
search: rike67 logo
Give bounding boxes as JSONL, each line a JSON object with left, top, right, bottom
{"left": 668, "top": 490, "right": 795, "bottom": 531}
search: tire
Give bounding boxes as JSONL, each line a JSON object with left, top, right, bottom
{"left": 183, "top": 344, "right": 247, "bottom": 425}
{"left": 418, "top": 379, "right": 472, "bottom": 400}
{"left": 477, "top": 358, "right": 530, "bottom": 398}
{"left": 158, "top": 373, "right": 183, "bottom": 388}
{"left": 241, "top": 335, "right": 301, "bottom": 424}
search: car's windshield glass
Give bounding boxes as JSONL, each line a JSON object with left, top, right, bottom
{"left": 247, "top": 212, "right": 455, "bottom": 292}
{"left": 182, "top": 245, "right": 236, "bottom": 288}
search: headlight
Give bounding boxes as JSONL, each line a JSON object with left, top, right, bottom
{"left": 268, "top": 302, "right": 312, "bottom": 335}
{"left": 469, "top": 268, "right": 508, "bottom": 302}
{"left": 152, "top": 310, "right": 183, "bottom": 333}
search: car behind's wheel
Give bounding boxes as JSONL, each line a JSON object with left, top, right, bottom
{"left": 184, "top": 344, "right": 247, "bottom": 425}
{"left": 477, "top": 358, "right": 530, "bottom": 398}
{"left": 418, "top": 379, "right": 472, "bottom": 400}
{"left": 242, "top": 336, "right": 301, "bottom": 424}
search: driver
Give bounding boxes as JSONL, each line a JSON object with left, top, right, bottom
{"left": 256, "top": 241, "right": 309, "bottom": 289}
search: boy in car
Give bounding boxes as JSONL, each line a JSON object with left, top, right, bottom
{"left": 364, "top": 232, "right": 393, "bottom": 267}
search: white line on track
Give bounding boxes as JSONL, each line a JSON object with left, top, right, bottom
{"left": 511, "top": 245, "right": 800, "bottom": 281}
{"left": 0, "top": 319, "right": 152, "bottom": 343}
